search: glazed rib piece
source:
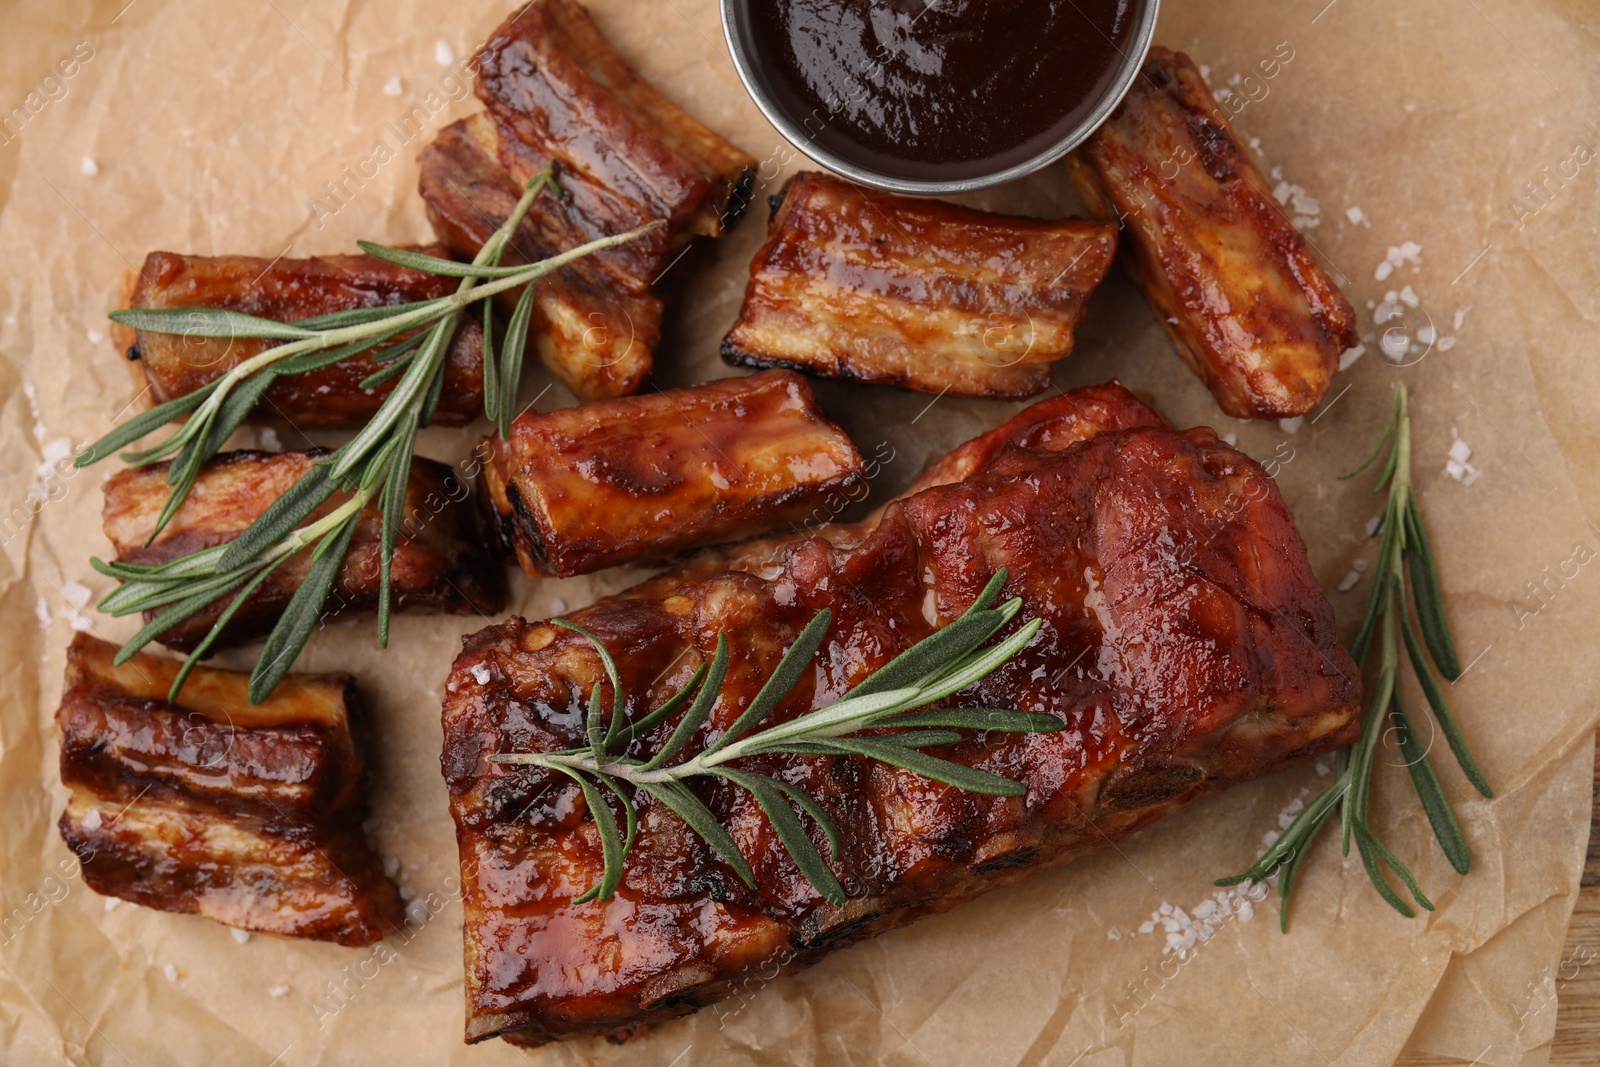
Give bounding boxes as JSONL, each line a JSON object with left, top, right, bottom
{"left": 57, "top": 634, "right": 402, "bottom": 946}
{"left": 721, "top": 171, "right": 1119, "bottom": 398}
{"left": 418, "top": 0, "right": 756, "bottom": 400}
{"left": 440, "top": 382, "right": 1362, "bottom": 1046}
{"left": 103, "top": 449, "right": 504, "bottom": 653}
{"left": 120, "top": 248, "right": 485, "bottom": 429}
{"left": 478, "top": 370, "right": 867, "bottom": 577}
{"left": 1066, "top": 47, "right": 1358, "bottom": 420}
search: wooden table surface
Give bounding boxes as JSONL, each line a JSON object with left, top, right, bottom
{"left": 1551, "top": 740, "right": 1600, "bottom": 1066}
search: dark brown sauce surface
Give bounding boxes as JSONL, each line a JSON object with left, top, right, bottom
{"left": 740, "top": 0, "right": 1140, "bottom": 182}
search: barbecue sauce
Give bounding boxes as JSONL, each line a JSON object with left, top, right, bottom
{"left": 740, "top": 0, "right": 1140, "bottom": 182}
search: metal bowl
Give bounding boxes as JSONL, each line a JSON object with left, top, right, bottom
{"left": 719, "top": 0, "right": 1161, "bottom": 196}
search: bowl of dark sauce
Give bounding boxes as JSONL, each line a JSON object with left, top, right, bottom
{"left": 722, "top": 0, "right": 1158, "bottom": 194}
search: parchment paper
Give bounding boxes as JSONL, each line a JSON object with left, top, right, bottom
{"left": 2, "top": 1, "right": 1598, "bottom": 1064}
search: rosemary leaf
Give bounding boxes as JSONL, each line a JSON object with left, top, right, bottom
{"left": 1400, "top": 612, "right": 1492, "bottom": 797}
{"left": 248, "top": 515, "right": 360, "bottom": 703}
{"left": 585, "top": 682, "right": 607, "bottom": 768}
{"left": 637, "top": 780, "right": 758, "bottom": 891}
{"left": 846, "top": 571, "right": 1010, "bottom": 698}
{"left": 644, "top": 635, "right": 729, "bottom": 770}
{"left": 705, "top": 609, "right": 832, "bottom": 756}
{"left": 809, "top": 736, "right": 1025, "bottom": 796}
{"left": 553, "top": 617, "right": 627, "bottom": 745}
{"left": 291, "top": 300, "right": 439, "bottom": 331}
{"left": 887, "top": 708, "right": 1064, "bottom": 733}
{"left": 612, "top": 662, "right": 710, "bottom": 751}
{"left": 107, "top": 306, "right": 316, "bottom": 340}
{"left": 77, "top": 388, "right": 213, "bottom": 467}
{"left": 570, "top": 771, "right": 625, "bottom": 905}
{"left": 766, "top": 777, "right": 843, "bottom": 861}
{"left": 1389, "top": 694, "right": 1470, "bottom": 874}
{"left": 497, "top": 280, "right": 537, "bottom": 438}
{"left": 355, "top": 243, "right": 536, "bottom": 278}
{"left": 715, "top": 768, "right": 846, "bottom": 905}
{"left": 1403, "top": 496, "right": 1462, "bottom": 679}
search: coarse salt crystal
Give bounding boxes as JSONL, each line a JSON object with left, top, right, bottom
{"left": 80, "top": 156, "right": 99, "bottom": 176}
{"left": 1346, "top": 205, "right": 1369, "bottom": 226}
{"left": 163, "top": 964, "right": 178, "bottom": 982}
{"left": 383, "top": 856, "right": 400, "bottom": 879}
{"left": 1339, "top": 344, "right": 1366, "bottom": 371}
{"left": 1352, "top": 558, "right": 1368, "bottom": 572}
{"left": 550, "top": 597, "right": 568, "bottom": 614}
{"left": 1107, "top": 928, "right": 1122, "bottom": 941}
{"left": 87, "top": 328, "right": 105, "bottom": 345}
{"left": 267, "top": 985, "right": 290, "bottom": 998}
{"left": 82, "top": 808, "right": 103, "bottom": 830}
{"left": 231, "top": 929, "right": 251, "bottom": 944}
{"left": 1138, "top": 920, "right": 1155, "bottom": 934}
{"left": 104, "top": 896, "right": 121, "bottom": 912}
{"left": 406, "top": 898, "right": 430, "bottom": 926}
{"left": 1449, "top": 440, "right": 1474, "bottom": 466}
{"left": 1366, "top": 515, "right": 1382, "bottom": 537}
{"left": 434, "top": 40, "right": 455, "bottom": 66}
{"left": 1375, "top": 261, "right": 1395, "bottom": 281}
{"left": 1381, "top": 332, "right": 1409, "bottom": 361}
{"left": 1237, "top": 900, "right": 1254, "bottom": 923}
{"left": 383, "top": 76, "right": 403, "bottom": 96}
{"left": 470, "top": 664, "right": 491, "bottom": 685}
{"left": 1278, "top": 416, "right": 1304, "bottom": 434}
{"left": 1398, "top": 285, "right": 1420, "bottom": 308}
{"left": 1337, "top": 570, "right": 1361, "bottom": 592}
{"left": 399, "top": 884, "right": 417, "bottom": 902}
{"left": 258, "top": 427, "right": 282, "bottom": 451}
{"left": 62, "top": 581, "right": 92, "bottom": 608}
{"left": 1416, "top": 325, "right": 1436, "bottom": 345}
{"left": 1193, "top": 900, "right": 1217, "bottom": 918}
{"left": 1222, "top": 432, "right": 1238, "bottom": 446}
{"left": 1453, "top": 308, "right": 1468, "bottom": 329}
{"left": 70, "top": 614, "right": 94, "bottom": 632}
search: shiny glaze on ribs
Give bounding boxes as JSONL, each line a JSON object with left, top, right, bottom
{"left": 123, "top": 248, "right": 485, "bottom": 429}
{"left": 1066, "top": 47, "right": 1359, "bottom": 419}
{"left": 57, "top": 635, "right": 402, "bottom": 946}
{"left": 479, "top": 370, "right": 866, "bottom": 577}
{"left": 418, "top": 0, "right": 756, "bottom": 400}
{"left": 440, "top": 383, "right": 1361, "bottom": 1046}
{"left": 103, "top": 449, "right": 504, "bottom": 653}
{"left": 721, "top": 171, "right": 1118, "bottom": 398}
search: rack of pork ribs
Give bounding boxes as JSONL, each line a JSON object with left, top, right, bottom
{"left": 441, "top": 381, "right": 1363, "bottom": 1047}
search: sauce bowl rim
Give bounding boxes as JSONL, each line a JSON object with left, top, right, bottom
{"left": 718, "top": 0, "right": 1162, "bottom": 196}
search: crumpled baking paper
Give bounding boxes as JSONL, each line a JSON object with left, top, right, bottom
{"left": 1, "top": 0, "right": 1597, "bottom": 1064}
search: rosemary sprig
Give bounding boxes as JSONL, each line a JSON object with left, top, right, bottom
{"left": 489, "top": 569, "right": 1062, "bottom": 905}
{"left": 79, "top": 171, "right": 663, "bottom": 703}
{"left": 1217, "top": 382, "right": 1492, "bottom": 929}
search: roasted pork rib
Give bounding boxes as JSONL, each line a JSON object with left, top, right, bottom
{"left": 121, "top": 248, "right": 486, "bottom": 429}
{"left": 57, "top": 634, "right": 402, "bottom": 946}
{"left": 103, "top": 449, "right": 504, "bottom": 653}
{"left": 478, "top": 370, "right": 867, "bottom": 577}
{"left": 1066, "top": 47, "right": 1359, "bottom": 419}
{"left": 440, "top": 382, "right": 1362, "bottom": 1046}
{"left": 721, "top": 171, "right": 1118, "bottom": 398}
{"left": 419, "top": 0, "right": 756, "bottom": 400}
